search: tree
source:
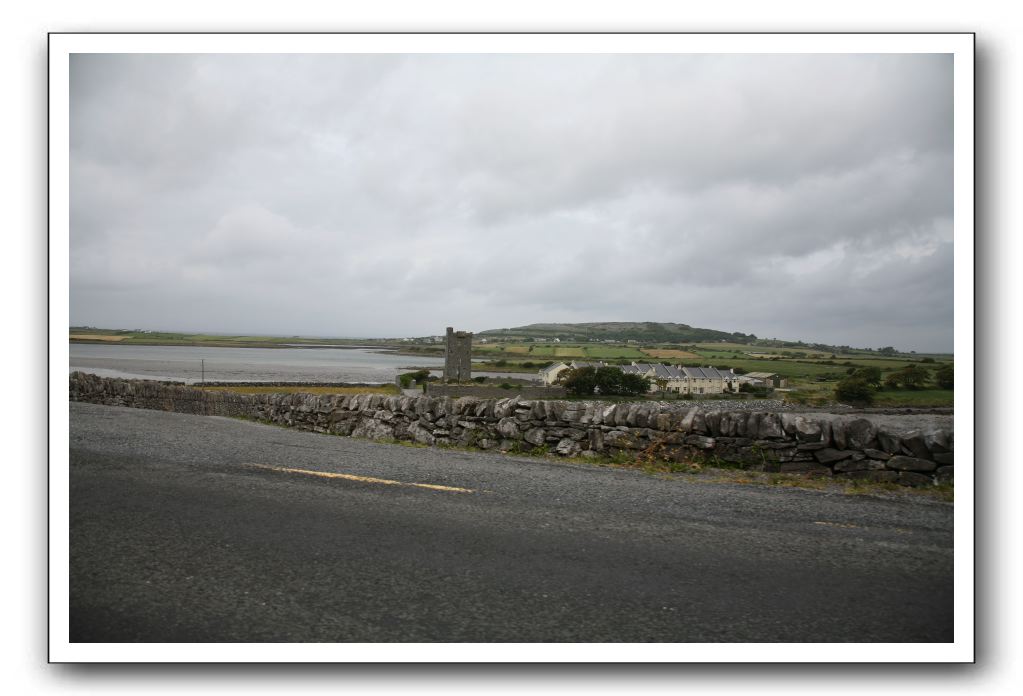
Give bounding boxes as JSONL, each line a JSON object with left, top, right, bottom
{"left": 878, "top": 346, "right": 898, "bottom": 356}
{"left": 900, "top": 364, "right": 931, "bottom": 389}
{"left": 884, "top": 364, "right": 931, "bottom": 389}
{"left": 563, "top": 366, "right": 649, "bottom": 397}
{"left": 618, "top": 372, "right": 651, "bottom": 396}
{"left": 398, "top": 369, "right": 432, "bottom": 388}
{"left": 563, "top": 367, "right": 598, "bottom": 396}
{"left": 850, "top": 366, "right": 882, "bottom": 388}
{"left": 835, "top": 377, "right": 874, "bottom": 405}
{"left": 935, "top": 363, "right": 954, "bottom": 390}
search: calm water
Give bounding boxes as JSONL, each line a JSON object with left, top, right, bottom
{"left": 68, "top": 343, "right": 529, "bottom": 384}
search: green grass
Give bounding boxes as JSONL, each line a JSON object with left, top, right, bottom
{"left": 786, "top": 383, "right": 954, "bottom": 407}
{"left": 470, "top": 362, "right": 545, "bottom": 373}
{"left": 471, "top": 340, "right": 956, "bottom": 397}
{"left": 577, "top": 345, "right": 648, "bottom": 358}
{"left": 870, "top": 389, "right": 954, "bottom": 407}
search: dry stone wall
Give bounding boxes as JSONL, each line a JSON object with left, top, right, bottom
{"left": 425, "top": 384, "right": 568, "bottom": 399}
{"left": 70, "top": 372, "right": 955, "bottom": 487}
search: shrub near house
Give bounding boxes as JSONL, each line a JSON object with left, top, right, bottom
{"left": 562, "top": 366, "right": 649, "bottom": 397}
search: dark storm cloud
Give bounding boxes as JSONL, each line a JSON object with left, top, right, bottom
{"left": 70, "top": 52, "right": 954, "bottom": 350}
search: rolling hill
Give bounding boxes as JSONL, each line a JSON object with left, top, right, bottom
{"left": 478, "top": 322, "right": 757, "bottom": 344}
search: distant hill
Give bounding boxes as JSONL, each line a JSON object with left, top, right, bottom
{"left": 478, "top": 322, "right": 756, "bottom": 344}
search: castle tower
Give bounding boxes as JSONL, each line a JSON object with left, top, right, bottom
{"left": 444, "top": 327, "right": 472, "bottom": 382}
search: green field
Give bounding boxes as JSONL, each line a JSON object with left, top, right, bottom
{"left": 869, "top": 389, "right": 955, "bottom": 407}
{"left": 73, "top": 327, "right": 953, "bottom": 406}
{"left": 476, "top": 343, "right": 647, "bottom": 359}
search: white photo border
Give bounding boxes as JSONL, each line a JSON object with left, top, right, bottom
{"left": 49, "top": 31, "right": 974, "bottom": 664}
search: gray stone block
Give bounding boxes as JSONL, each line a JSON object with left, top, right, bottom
{"left": 876, "top": 429, "right": 902, "bottom": 454}
{"left": 899, "top": 430, "right": 933, "bottom": 459}
{"left": 685, "top": 435, "right": 716, "bottom": 449}
{"left": 758, "top": 413, "right": 784, "bottom": 439}
{"left": 833, "top": 459, "right": 887, "bottom": 473}
{"left": 845, "top": 418, "right": 878, "bottom": 450}
{"left": 555, "top": 438, "right": 580, "bottom": 456}
{"left": 496, "top": 417, "right": 521, "bottom": 439}
{"left": 923, "top": 429, "right": 950, "bottom": 454}
{"left": 814, "top": 448, "right": 854, "bottom": 464}
{"left": 523, "top": 427, "right": 546, "bottom": 446}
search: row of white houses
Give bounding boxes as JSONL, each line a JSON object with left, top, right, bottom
{"left": 539, "top": 361, "right": 783, "bottom": 394}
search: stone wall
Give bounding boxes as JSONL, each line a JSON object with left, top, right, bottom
{"left": 426, "top": 384, "right": 567, "bottom": 399}
{"left": 69, "top": 372, "right": 954, "bottom": 487}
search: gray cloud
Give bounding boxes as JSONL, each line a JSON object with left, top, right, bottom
{"left": 70, "top": 52, "right": 954, "bottom": 351}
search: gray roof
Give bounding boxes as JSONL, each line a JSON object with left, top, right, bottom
{"left": 651, "top": 364, "right": 684, "bottom": 380}
{"left": 539, "top": 362, "right": 569, "bottom": 375}
{"left": 680, "top": 366, "right": 737, "bottom": 380}
{"left": 607, "top": 363, "right": 742, "bottom": 381}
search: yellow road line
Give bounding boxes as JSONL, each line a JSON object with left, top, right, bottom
{"left": 813, "top": 521, "right": 861, "bottom": 529}
{"left": 244, "top": 463, "right": 476, "bottom": 494}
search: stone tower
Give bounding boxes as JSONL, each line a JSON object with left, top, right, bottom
{"left": 444, "top": 327, "right": 472, "bottom": 382}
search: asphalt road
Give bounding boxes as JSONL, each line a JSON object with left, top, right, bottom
{"left": 68, "top": 402, "right": 954, "bottom": 642}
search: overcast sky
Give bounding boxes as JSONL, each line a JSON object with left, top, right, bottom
{"left": 69, "top": 53, "right": 954, "bottom": 351}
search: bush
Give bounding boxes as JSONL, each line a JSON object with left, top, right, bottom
{"left": 935, "top": 363, "right": 954, "bottom": 389}
{"left": 473, "top": 376, "right": 486, "bottom": 383}
{"left": 885, "top": 364, "right": 931, "bottom": 390}
{"left": 499, "top": 382, "right": 513, "bottom": 390}
{"left": 398, "top": 369, "right": 431, "bottom": 388}
{"left": 617, "top": 372, "right": 651, "bottom": 396}
{"left": 563, "top": 367, "right": 598, "bottom": 396}
{"left": 850, "top": 366, "right": 882, "bottom": 387}
{"left": 563, "top": 366, "right": 649, "bottom": 396}
{"left": 835, "top": 377, "right": 875, "bottom": 405}
{"left": 739, "top": 382, "right": 770, "bottom": 397}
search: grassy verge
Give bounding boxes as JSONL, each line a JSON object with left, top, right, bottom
{"left": 869, "top": 389, "right": 954, "bottom": 407}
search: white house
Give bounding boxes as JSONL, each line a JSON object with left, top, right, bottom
{"left": 539, "top": 362, "right": 571, "bottom": 386}
{"left": 619, "top": 363, "right": 742, "bottom": 394}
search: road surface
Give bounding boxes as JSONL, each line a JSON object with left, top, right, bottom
{"left": 68, "top": 401, "right": 954, "bottom": 642}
